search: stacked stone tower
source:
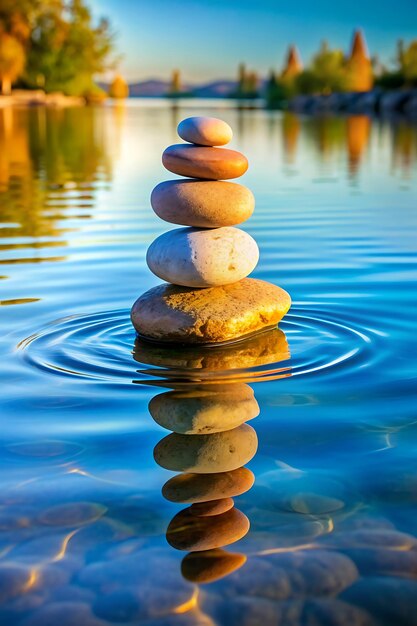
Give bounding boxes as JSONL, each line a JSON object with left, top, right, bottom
{"left": 131, "top": 116, "right": 291, "bottom": 345}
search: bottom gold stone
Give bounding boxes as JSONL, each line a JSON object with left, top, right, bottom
{"left": 131, "top": 278, "right": 291, "bottom": 344}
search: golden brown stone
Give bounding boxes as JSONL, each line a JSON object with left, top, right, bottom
{"left": 181, "top": 548, "right": 246, "bottom": 583}
{"left": 166, "top": 506, "right": 249, "bottom": 551}
{"left": 190, "top": 498, "right": 234, "bottom": 517}
{"left": 131, "top": 278, "right": 291, "bottom": 345}
{"left": 151, "top": 180, "right": 254, "bottom": 228}
{"left": 162, "top": 467, "right": 255, "bottom": 503}
{"left": 162, "top": 144, "right": 248, "bottom": 180}
{"left": 148, "top": 384, "right": 259, "bottom": 435}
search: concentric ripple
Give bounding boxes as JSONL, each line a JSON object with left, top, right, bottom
{"left": 17, "top": 305, "right": 377, "bottom": 386}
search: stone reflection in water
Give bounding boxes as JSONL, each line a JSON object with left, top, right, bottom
{"left": 145, "top": 327, "right": 291, "bottom": 587}
{"left": 151, "top": 383, "right": 257, "bottom": 583}
{"left": 134, "top": 326, "right": 290, "bottom": 377}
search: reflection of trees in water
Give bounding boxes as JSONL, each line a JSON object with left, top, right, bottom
{"left": 0, "top": 106, "right": 111, "bottom": 242}
{"left": 303, "top": 115, "right": 346, "bottom": 162}
{"left": 346, "top": 116, "right": 370, "bottom": 176}
{"left": 282, "top": 112, "right": 300, "bottom": 164}
{"left": 391, "top": 120, "right": 417, "bottom": 175}
{"left": 291, "top": 113, "right": 415, "bottom": 179}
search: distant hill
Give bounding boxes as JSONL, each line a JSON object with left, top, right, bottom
{"left": 192, "top": 80, "right": 238, "bottom": 98}
{"left": 99, "top": 79, "right": 239, "bottom": 98}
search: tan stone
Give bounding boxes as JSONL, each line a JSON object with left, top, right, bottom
{"left": 162, "top": 467, "right": 255, "bottom": 503}
{"left": 162, "top": 144, "right": 248, "bottom": 180}
{"left": 38, "top": 502, "right": 107, "bottom": 527}
{"left": 131, "top": 278, "right": 291, "bottom": 344}
{"left": 146, "top": 226, "right": 259, "bottom": 288}
{"left": 181, "top": 548, "right": 246, "bottom": 583}
{"left": 148, "top": 384, "right": 259, "bottom": 435}
{"left": 151, "top": 180, "right": 254, "bottom": 227}
{"left": 166, "top": 506, "right": 249, "bottom": 551}
{"left": 190, "top": 498, "right": 234, "bottom": 517}
{"left": 177, "top": 116, "right": 233, "bottom": 146}
{"left": 154, "top": 423, "right": 258, "bottom": 473}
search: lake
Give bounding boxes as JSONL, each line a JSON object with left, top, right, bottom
{"left": 1, "top": 99, "right": 417, "bottom": 625}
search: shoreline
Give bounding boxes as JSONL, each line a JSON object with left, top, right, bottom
{"left": 0, "top": 90, "right": 86, "bottom": 108}
{"left": 2, "top": 88, "right": 417, "bottom": 118}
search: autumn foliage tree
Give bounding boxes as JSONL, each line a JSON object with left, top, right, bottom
{"left": 296, "top": 41, "right": 347, "bottom": 95}
{"left": 109, "top": 74, "right": 129, "bottom": 99}
{"left": 0, "top": 0, "right": 115, "bottom": 96}
{"left": 0, "top": 29, "right": 25, "bottom": 94}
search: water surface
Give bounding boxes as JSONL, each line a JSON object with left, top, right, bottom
{"left": 1, "top": 101, "right": 417, "bottom": 625}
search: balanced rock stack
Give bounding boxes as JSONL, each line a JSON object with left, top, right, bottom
{"left": 131, "top": 116, "right": 291, "bottom": 344}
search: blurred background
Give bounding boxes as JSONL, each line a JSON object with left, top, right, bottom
{"left": 0, "top": 0, "right": 416, "bottom": 109}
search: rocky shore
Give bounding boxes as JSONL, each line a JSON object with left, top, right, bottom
{"left": 288, "top": 88, "right": 417, "bottom": 117}
{"left": 0, "top": 90, "right": 85, "bottom": 108}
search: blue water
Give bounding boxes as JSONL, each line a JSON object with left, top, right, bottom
{"left": 0, "top": 101, "right": 417, "bottom": 625}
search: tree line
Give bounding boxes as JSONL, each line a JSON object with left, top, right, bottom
{"left": 240, "top": 39, "right": 417, "bottom": 107}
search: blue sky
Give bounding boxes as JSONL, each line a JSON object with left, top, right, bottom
{"left": 90, "top": 0, "right": 417, "bottom": 82}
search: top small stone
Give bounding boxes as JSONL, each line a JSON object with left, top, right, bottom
{"left": 178, "top": 116, "right": 233, "bottom": 146}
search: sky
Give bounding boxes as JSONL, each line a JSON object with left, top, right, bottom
{"left": 90, "top": 0, "right": 417, "bottom": 83}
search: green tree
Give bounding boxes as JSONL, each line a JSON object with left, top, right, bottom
{"left": 0, "top": 29, "right": 25, "bottom": 94}
{"left": 26, "top": 0, "right": 115, "bottom": 95}
{"left": 376, "top": 39, "right": 417, "bottom": 90}
{"left": 399, "top": 39, "right": 417, "bottom": 85}
{"left": 296, "top": 41, "right": 347, "bottom": 95}
{"left": 265, "top": 70, "right": 286, "bottom": 108}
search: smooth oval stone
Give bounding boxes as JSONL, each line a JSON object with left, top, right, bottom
{"left": 146, "top": 226, "right": 258, "bottom": 288}
{"left": 341, "top": 576, "right": 417, "bottom": 625}
{"left": 190, "top": 498, "right": 234, "bottom": 517}
{"left": 166, "top": 506, "right": 249, "bottom": 551}
{"left": 19, "top": 602, "right": 108, "bottom": 626}
{"left": 162, "top": 467, "right": 255, "bottom": 503}
{"left": 162, "top": 144, "right": 248, "bottom": 180}
{"left": 0, "top": 564, "right": 33, "bottom": 603}
{"left": 177, "top": 117, "right": 233, "bottom": 146}
{"left": 149, "top": 384, "right": 259, "bottom": 435}
{"left": 131, "top": 278, "right": 291, "bottom": 344}
{"left": 38, "top": 502, "right": 106, "bottom": 527}
{"left": 181, "top": 548, "right": 246, "bottom": 583}
{"left": 151, "top": 179, "right": 254, "bottom": 228}
{"left": 154, "top": 423, "right": 258, "bottom": 473}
